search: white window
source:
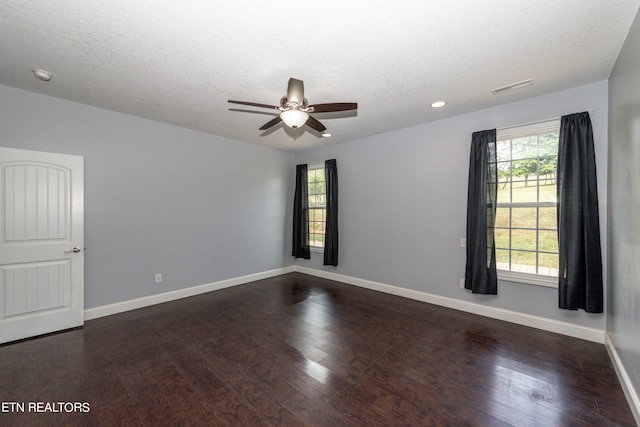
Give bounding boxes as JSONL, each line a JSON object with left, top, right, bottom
{"left": 495, "top": 119, "right": 560, "bottom": 286}
{"left": 307, "top": 164, "right": 326, "bottom": 249}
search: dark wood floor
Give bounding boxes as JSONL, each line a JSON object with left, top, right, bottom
{"left": 0, "top": 273, "right": 635, "bottom": 426}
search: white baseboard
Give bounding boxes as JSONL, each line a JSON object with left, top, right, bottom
{"left": 85, "top": 265, "right": 604, "bottom": 343}
{"left": 295, "top": 266, "right": 605, "bottom": 343}
{"left": 84, "top": 266, "right": 296, "bottom": 321}
{"left": 605, "top": 333, "right": 640, "bottom": 425}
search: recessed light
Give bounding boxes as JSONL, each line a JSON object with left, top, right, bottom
{"left": 322, "top": 133, "right": 332, "bottom": 138}
{"left": 430, "top": 101, "right": 446, "bottom": 108}
{"left": 32, "top": 69, "right": 52, "bottom": 82}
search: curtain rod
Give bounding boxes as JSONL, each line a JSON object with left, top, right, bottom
{"left": 497, "top": 110, "right": 596, "bottom": 132}
{"left": 497, "top": 117, "right": 560, "bottom": 132}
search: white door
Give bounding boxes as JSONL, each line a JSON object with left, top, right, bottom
{"left": 0, "top": 147, "right": 84, "bottom": 344}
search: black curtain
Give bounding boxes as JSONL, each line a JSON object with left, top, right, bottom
{"left": 557, "top": 112, "right": 603, "bottom": 312}
{"left": 465, "top": 129, "right": 498, "bottom": 294}
{"left": 324, "top": 159, "right": 338, "bottom": 266}
{"left": 292, "top": 164, "right": 310, "bottom": 259}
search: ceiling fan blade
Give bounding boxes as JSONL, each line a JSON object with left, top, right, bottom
{"left": 259, "top": 116, "right": 283, "bottom": 130}
{"left": 305, "top": 115, "right": 327, "bottom": 132}
{"left": 228, "top": 100, "right": 279, "bottom": 110}
{"left": 287, "top": 78, "right": 305, "bottom": 107}
{"left": 309, "top": 102, "right": 358, "bottom": 113}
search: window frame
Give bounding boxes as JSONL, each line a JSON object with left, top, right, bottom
{"left": 307, "top": 162, "right": 326, "bottom": 252}
{"left": 495, "top": 119, "right": 560, "bottom": 288}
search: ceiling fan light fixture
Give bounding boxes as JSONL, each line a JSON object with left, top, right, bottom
{"left": 280, "top": 109, "right": 309, "bottom": 128}
{"left": 229, "top": 78, "right": 357, "bottom": 133}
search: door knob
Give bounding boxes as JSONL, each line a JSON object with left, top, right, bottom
{"left": 65, "top": 247, "right": 81, "bottom": 254}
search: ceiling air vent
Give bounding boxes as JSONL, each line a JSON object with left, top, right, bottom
{"left": 491, "top": 79, "right": 533, "bottom": 95}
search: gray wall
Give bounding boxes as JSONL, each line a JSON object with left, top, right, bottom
{"left": 0, "top": 78, "right": 612, "bottom": 334}
{"left": 608, "top": 9, "right": 640, "bottom": 410}
{"left": 0, "top": 85, "right": 295, "bottom": 309}
{"left": 295, "top": 81, "right": 609, "bottom": 331}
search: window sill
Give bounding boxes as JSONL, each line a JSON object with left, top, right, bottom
{"left": 498, "top": 270, "right": 558, "bottom": 288}
{"left": 310, "top": 246, "right": 324, "bottom": 253}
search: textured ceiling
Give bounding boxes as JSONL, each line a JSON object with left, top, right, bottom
{"left": 1, "top": 1, "right": 639, "bottom": 152}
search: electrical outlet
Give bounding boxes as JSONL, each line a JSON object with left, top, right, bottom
{"left": 155, "top": 273, "right": 162, "bottom": 283}
{"left": 459, "top": 278, "right": 465, "bottom": 288}
{"left": 460, "top": 238, "right": 466, "bottom": 248}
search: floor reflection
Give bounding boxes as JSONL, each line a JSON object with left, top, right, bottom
{"left": 303, "top": 358, "right": 330, "bottom": 384}
{"left": 490, "top": 354, "right": 563, "bottom": 426}
{"left": 285, "top": 284, "right": 345, "bottom": 387}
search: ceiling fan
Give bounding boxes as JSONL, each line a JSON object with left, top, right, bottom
{"left": 228, "top": 78, "right": 358, "bottom": 133}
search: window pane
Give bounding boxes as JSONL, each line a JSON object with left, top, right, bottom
{"left": 538, "top": 252, "right": 559, "bottom": 273}
{"left": 495, "top": 208, "right": 510, "bottom": 228}
{"left": 511, "top": 182, "right": 539, "bottom": 203}
{"left": 309, "top": 195, "right": 318, "bottom": 207}
{"left": 309, "top": 234, "right": 324, "bottom": 247}
{"left": 312, "top": 208, "right": 325, "bottom": 222}
{"left": 310, "top": 182, "right": 325, "bottom": 195}
{"left": 497, "top": 159, "right": 511, "bottom": 174}
{"left": 511, "top": 160, "right": 538, "bottom": 191}
{"left": 538, "top": 133, "right": 559, "bottom": 156}
{"left": 538, "top": 230, "right": 558, "bottom": 252}
{"left": 310, "top": 220, "right": 324, "bottom": 233}
{"left": 494, "top": 228, "right": 510, "bottom": 249}
{"left": 539, "top": 207, "right": 556, "bottom": 229}
{"left": 309, "top": 182, "right": 324, "bottom": 196}
{"left": 496, "top": 140, "right": 511, "bottom": 161}
{"left": 511, "top": 207, "right": 537, "bottom": 229}
{"left": 539, "top": 156, "right": 557, "bottom": 182}
{"left": 511, "top": 136, "right": 538, "bottom": 160}
{"left": 497, "top": 181, "right": 511, "bottom": 203}
{"left": 539, "top": 183, "right": 556, "bottom": 203}
{"left": 496, "top": 249, "right": 510, "bottom": 267}
{"left": 511, "top": 229, "right": 537, "bottom": 251}
{"left": 310, "top": 168, "right": 324, "bottom": 182}
{"left": 510, "top": 250, "right": 537, "bottom": 271}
